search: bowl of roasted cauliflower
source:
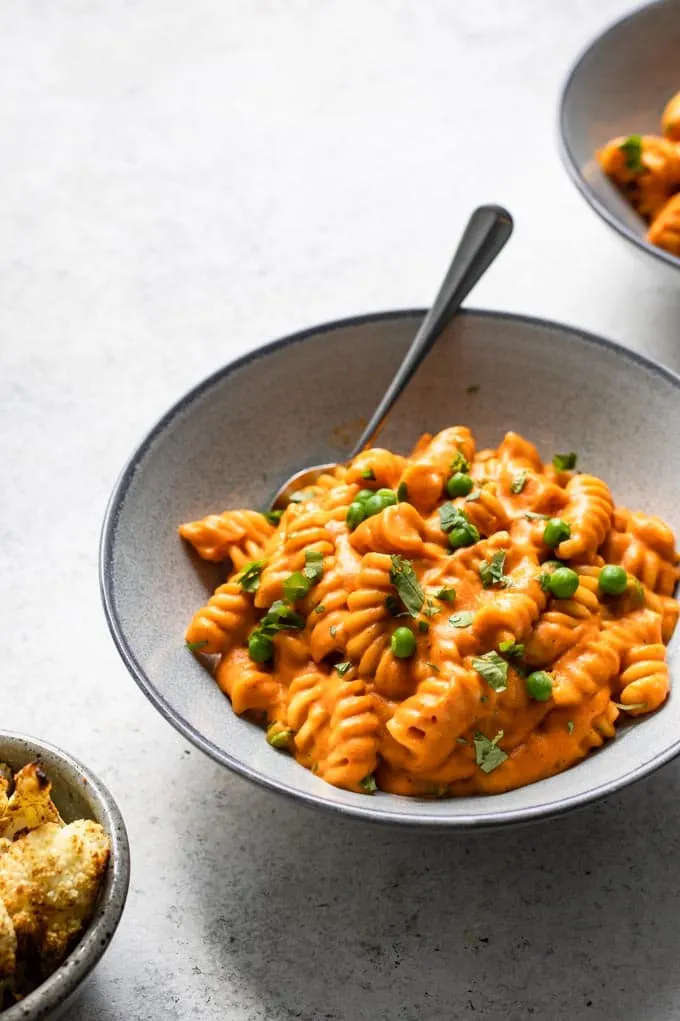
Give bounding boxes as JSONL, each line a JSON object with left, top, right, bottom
{"left": 559, "top": 0, "right": 680, "bottom": 269}
{"left": 0, "top": 732, "right": 129, "bottom": 1019}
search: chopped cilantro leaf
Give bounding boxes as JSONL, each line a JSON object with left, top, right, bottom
{"left": 474, "top": 731, "right": 508, "bottom": 773}
{"left": 303, "top": 549, "right": 325, "bottom": 584}
{"left": 619, "top": 134, "right": 645, "bottom": 173}
{"left": 479, "top": 550, "right": 510, "bottom": 589}
{"left": 439, "top": 503, "right": 471, "bottom": 533}
{"left": 236, "top": 559, "right": 265, "bottom": 594}
{"left": 186, "top": 640, "right": 208, "bottom": 652}
{"left": 360, "top": 774, "right": 378, "bottom": 793}
{"left": 498, "top": 639, "right": 524, "bottom": 658}
{"left": 361, "top": 468, "right": 376, "bottom": 480}
{"left": 552, "top": 452, "right": 578, "bottom": 472}
{"left": 436, "top": 587, "right": 456, "bottom": 602}
{"left": 282, "top": 571, "right": 311, "bottom": 603}
{"left": 389, "top": 555, "right": 425, "bottom": 617}
{"left": 450, "top": 451, "right": 470, "bottom": 475}
{"left": 472, "top": 651, "right": 508, "bottom": 691}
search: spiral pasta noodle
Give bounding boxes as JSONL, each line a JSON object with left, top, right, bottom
{"left": 179, "top": 425, "right": 679, "bottom": 797}
{"left": 597, "top": 94, "right": 680, "bottom": 256}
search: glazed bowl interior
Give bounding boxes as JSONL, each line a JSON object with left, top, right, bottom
{"left": 559, "top": 0, "right": 680, "bottom": 269}
{"left": 101, "top": 309, "right": 680, "bottom": 828}
{"left": 0, "top": 732, "right": 129, "bottom": 1020}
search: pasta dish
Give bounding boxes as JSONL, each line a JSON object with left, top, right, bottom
{"left": 179, "top": 427, "right": 679, "bottom": 798}
{"left": 598, "top": 90, "right": 680, "bottom": 256}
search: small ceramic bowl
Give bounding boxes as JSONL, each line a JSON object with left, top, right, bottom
{"left": 101, "top": 309, "right": 680, "bottom": 828}
{"left": 0, "top": 732, "right": 129, "bottom": 1020}
{"left": 559, "top": 0, "right": 680, "bottom": 270}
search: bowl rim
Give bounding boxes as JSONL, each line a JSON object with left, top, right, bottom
{"left": 0, "top": 731, "right": 130, "bottom": 1019}
{"left": 557, "top": 0, "right": 680, "bottom": 273}
{"left": 100, "top": 306, "right": 680, "bottom": 829}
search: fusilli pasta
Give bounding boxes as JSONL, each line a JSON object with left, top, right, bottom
{"left": 179, "top": 426, "right": 679, "bottom": 797}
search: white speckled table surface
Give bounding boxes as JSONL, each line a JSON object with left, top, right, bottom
{"left": 2, "top": 1, "right": 680, "bottom": 1018}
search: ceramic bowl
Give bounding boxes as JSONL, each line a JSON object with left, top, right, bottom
{"left": 100, "top": 309, "right": 680, "bottom": 828}
{"left": 559, "top": 0, "right": 680, "bottom": 270}
{"left": 0, "top": 732, "right": 129, "bottom": 1020}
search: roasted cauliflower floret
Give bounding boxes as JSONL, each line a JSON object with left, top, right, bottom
{"left": 0, "top": 764, "right": 62, "bottom": 841}
{"left": 0, "top": 894, "right": 17, "bottom": 980}
{"left": 0, "top": 820, "right": 109, "bottom": 970}
{"left": 0, "top": 762, "right": 111, "bottom": 1007}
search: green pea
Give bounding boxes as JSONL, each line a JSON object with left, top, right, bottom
{"left": 598, "top": 564, "right": 628, "bottom": 596}
{"left": 346, "top": 502, "right": 365, "bottom": 530}
{"left": 543, "top": 518, "right": 571, "bottom": 549}
{"left": 355, "top": 488, "right": 375, "bottom": 504}
{"left": 448, "top": 523, "right": 480, "bottom": 549}
{"left": 526, "top": 670, "right": 553, "bottom": 701}
{"left": 363, "top": 493, "right": 383, "bottom": 517}
{"left": 391, "top": 626, "right": 417, "bottom": 658}
{"left": 364, "top": 490, "right": 396, "bottom": 517}
{"left": 376, "top": 488, "right": 398, "bottom": 507}
{"left": 446, "top": 472, "right": 474, "bottom": 498}
{"left": 248, "top": 633, "right": 274, "bottom": 663}
{"left": 548, "top": 566, "right": 579, "bottom": 599}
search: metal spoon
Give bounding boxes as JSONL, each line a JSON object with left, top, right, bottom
{"left": 270, "top": 204, "right": 513, "bottom": 509}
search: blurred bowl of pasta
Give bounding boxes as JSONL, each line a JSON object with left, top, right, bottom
{"left": 559, "top": 0, "right": 680, "bottom": 270}
{"left": 101, "top": 309, "right": 680, "bottom": 828}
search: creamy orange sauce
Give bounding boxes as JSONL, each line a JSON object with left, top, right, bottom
{"left": 180, "top": 427, "right": 679, "bottom": 798}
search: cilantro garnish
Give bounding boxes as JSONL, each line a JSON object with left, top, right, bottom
{"left": 473, "top": 731, "right": 508, "bottom": 773}
{"left": 498, "top": 639, "right": 524, "bottom": 658}
{"left": 389, "top": 555, "right": 425, "bottom": 617}
{"left": 619, "top": 134, "right": 645, "bottom": 173}
{"left": 552, "top": 452, "right": 578, "bottom": 472}
{"left": 479, "top": 550, "right": 510, "bottom": 589}
{"left": 471, "top": 651, "right": 508, "bottom": 691}
{"left": 236, "top": 559, "right": 266, "bottom": 594}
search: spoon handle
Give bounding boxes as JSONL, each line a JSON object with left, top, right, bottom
{"left": 349, "top": 204, "right": 513, "bottom": 458}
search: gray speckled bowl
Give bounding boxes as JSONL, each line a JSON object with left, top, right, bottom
{"left": 101, "top": 309, "right": 680, "bottom": 828}
{"left": 559, "top": 0, "right": 680, "bottom": 270}
{"left": 0, "top": 732, "right": 129, "bottom": 1020}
